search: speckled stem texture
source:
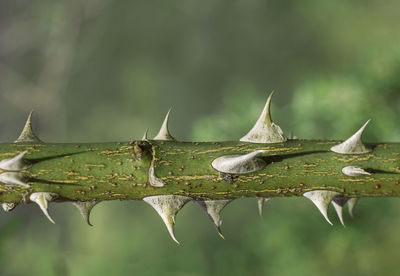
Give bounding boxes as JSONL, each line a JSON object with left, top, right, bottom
{"left": 0, "top": 139, "right": 399, "bottom": 203}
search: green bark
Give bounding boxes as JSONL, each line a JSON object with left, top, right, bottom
{"left": 1, "top": 139, "right": 399, "bottom": 203}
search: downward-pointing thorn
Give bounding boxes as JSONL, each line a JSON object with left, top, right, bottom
{"left": 331, "top": 200, "right": 346, "bottom": 227}
{"left": 72, "top": 201, "right": 100, "bottom": 226}
{"left": 15, "top": 111, "right": 43, "bottom": 144}
{"left": 257, "top": 198, "right": 270, "bottom": 217}
{"left": 347, "top": 198, "right": 358, "bottom": 218}
{"left": 195, "top": 199, "right": 231, "bottom": 239}
{"left": 303, "top": 190, "right": 341, "bottom": 225}
{"left": 30, "top": 192, "right": 57, "bottom": 224}
{"left": 143, "top": 195, "right": 191, "bottom": 244}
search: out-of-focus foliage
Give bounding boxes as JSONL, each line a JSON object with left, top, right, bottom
{"left": 0, "top": 0, "right": 399, "bottom": 275}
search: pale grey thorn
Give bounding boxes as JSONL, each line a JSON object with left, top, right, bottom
{"left": 15, "top": 111, "right": 43, "bottom": 143}
{"left": 142, "top": 129, "right": 149, "bottom": 141}
{"left": 347, "top": 198, "right": 358, "bottom": 218}
{"left": 211, "top": 150, "right": 268, "bottom": 174}
{"left": 30, "top": 192, "right": 57, "bottom": 224}
{"left": 330, "top": 120, "right": 371, "bottom": 154}
{"left": 2, "top": 202, "right": 17, "bottom": 212}
{"left": 0, "top": 151, "right": 29, "bottom": 171}
{"left": 154, "top": 108, "right": 175, "bottom": 141}
{"left": 143, "top": 195, "right": 191, "bottom": 244}
{"left": 240, "top": 91, "right": 287, "bottom": 144}
{"left": 342, "top": 166, "right": 371, "bottom": 177}
{"left": 257, "top": 197, "right": 270, "bottom": 217}
{"left": 148, "top": 159, "right": 165, "bottom": 187}
{"left": 331, "top": 197, "right": 349, "bottom": 227}
{"left": 331, "top": 201, "right": 345, "bottom": 227}
{"left": 303, "top": 190, "right": 341, "bottom": 225}
{"left": 72, "top": 201, "right": 100, "bottom": 226}
{"left": 195, "top": 199, "right": 232, "bottom": 239}
{"left": 0, "top": 172, "right": 30, "bottom": 188}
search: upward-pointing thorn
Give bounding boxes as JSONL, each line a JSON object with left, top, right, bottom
{"left": 142, "top": 129, "right": 149, "bottom": 141}
{"left": 330, "top": 120, "right": 371, "bottom": 154}
{"left": 154, "top": 108, "right": 175, "bottom": 141}
{"left": 143, "top": 195, "right": 191, "bottom": 244}
{"left": 240, "top": 91, "right": 286, "bottom": 144}
{"left": 303, "top": 190, "right": 341, "bottom": 225}
{"left": 15, "top": 111, "right": 43, "bottom": 144}
{"left": 30, "top": 192, "right": 57, "bottom": 224}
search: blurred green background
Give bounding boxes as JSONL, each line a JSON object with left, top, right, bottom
{"left": 0, "top": 0, "right": 400, "bottom": 275}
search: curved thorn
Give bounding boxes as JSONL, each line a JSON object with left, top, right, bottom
{"left": 15, "top": 110, "right": 43, "bottom": 143}
{"left": 30, "top": 192, "right": 57, "bottom": 224}
{"left": 342, "top": 166, "right": 371, "bottom": 177}
{"left": 0, "top": 172, "right": 30, "bottom": 187}
{"left": 240, "top": 91, "right": 286, "bottom": 144}
{"left": 154, "top": 108, "right": 175, "bottom": 141}
{"left": 143, "top": 195, "right": 191, "bottom": 244}
{"left": 330, "top": 120, "right": 371, "bottom": 154}
{"left": 211, "top": 150, "right": 268, "bottom": 174}
{"left": 148, "top": 159, "right": 165, "bottom": 187}
{"left": 142, "top": 129, "right": 149, "bottom": 141}
{"left": 195, "top": 199, "right": 231, "bottom": 239}
{"left": 347, "top": 198, "right": 358, "bottom": 218}
{"left": 72, "top": 201, "right": 100, "bottom": 226}
{"left": 303, "top": 190, "right": 341, "bottom": 225}
{"left": 0, "top": 151, "right": 28, "bottom": 171}
{"left": 331, "top": 201, "right": 345, "bottom": 227}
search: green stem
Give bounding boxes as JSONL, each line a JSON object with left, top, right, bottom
{"left": 1, "top": 140, "right": 399, "bottom": 203}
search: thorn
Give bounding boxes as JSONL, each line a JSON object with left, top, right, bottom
{"left": 331, "top": 201, "right": 345, "bottom": 227}
{"left": 303, "top": 190, "right": 341, "bottom": 225}
{"left": 142, "top": 129, "right": 149, "bottom": 141}
{"left": 257, "top": 197, "right": 270, "bottom": 217}
{"left": 342, "top": 166, "right": 371, "bottom": 177}
{"left": 240, "top": 91, "right": 287, "bottom": 144}
{"left": 72, "top": 201, "right": 100, "bottom": 226}
{"left": 148, "top": 159, "right": 165, "bottom": 187}
{"left": 0, "top": 151, "right": 29, "bottom": 171}
{"left": 0, "top": 172, "right": 30, "bottom": 187}
{"left": 347, "top": 198, "right": 358, "bottom": 218}
{"left": 330, "top": 120, "right": 371, "bottom": 154}
{"left": 143, "top": 195, "right": 191, "bottom": 244}
{"left": 154, "top": 108, "right": 175, "bottom": 141}
{"left": 30, "top": 192, "right": 57, "bottom": 224}
{"left": 2, "top": 202, "right": 17, "bottom": 212}
{"left": 195, "top": 199, "right": 232, "bottom": 239}
{"left": 211, "top": 150, "right": 268, "bottom": 174}
{"left": 14, "top": 111, "right": 43, "bottom": 144}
